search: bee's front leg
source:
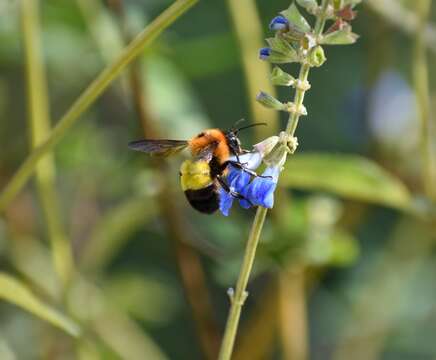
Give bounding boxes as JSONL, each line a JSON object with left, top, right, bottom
{"left": 216, "top": 176, "right": 254, "bottom": 206}
{"left": 224, "top": 160, "right": 272, "bottom": 179}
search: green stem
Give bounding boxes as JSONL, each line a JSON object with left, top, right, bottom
{"left": 285, "top": 63, "right": 311, "bottom": 136}
{"left": 0, "top": 0, "right": 198, "bottom": 213}
{"left": 20, "top": 0, "right": 74, "bottom": 289}
{"left": 285, "top": 0, "right": 329, "bottom": 137}
{"left": 413, "top": 0, "right": 434, "bottom": 200}
{"left": 219, "top": 2, "right": 332, "bottom": 359}
{"left": 218, "top": 206, "right": 268, "bottom": 360}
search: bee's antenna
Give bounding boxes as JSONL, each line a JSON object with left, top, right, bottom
{"left": 235, "top": 122, "right": 267, "bottom": 133}
{"left": 233, "top": 118, "right": 246, "bottom": 129}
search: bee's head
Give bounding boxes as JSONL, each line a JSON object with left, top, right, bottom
{"left": 226, "top": 120, "right": 267, "bottom": 155}
{"left": 225, "top": 130, "right": 243, "bottom": 155}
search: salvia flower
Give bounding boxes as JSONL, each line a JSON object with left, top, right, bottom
{"left": 240, "top": 165, "right": 281, "bottom": 208}
{"left": 219, "top": 136, "right": 286, "bottom": 216}
{"left": 219, "top": 151, "right": 262, "bottom": 216}
{"left": 269, "top": 15, "right": 289, "bottom": 31}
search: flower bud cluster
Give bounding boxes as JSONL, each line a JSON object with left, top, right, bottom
{"left": 256, "top": 0, "right": 360, "bottom": 115}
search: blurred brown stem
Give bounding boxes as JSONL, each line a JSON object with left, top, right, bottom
{"left": 109, "top": 1, "right": 221, "bottom": 358}
{"left": 279, "top": 265, "right": 308, "bottom": 360}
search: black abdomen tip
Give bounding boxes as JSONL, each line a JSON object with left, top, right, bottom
{"left": 184, "top": 185, "right": 219, "bottom": 214}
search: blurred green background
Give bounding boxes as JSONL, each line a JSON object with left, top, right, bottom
{"left": 1, "top": 0, "right": 436, "bottom": 359}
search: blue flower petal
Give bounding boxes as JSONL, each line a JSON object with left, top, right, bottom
{"left": 269, "top": 15, "right": 289, "bottom": 31}
{"left": 245, "top": 166, "right": 280, "bottom": 208}
{"left": 233, "top": 152, "right": 263, "bottom": 171}
{"left": 226, "top": 166, "right": 241, "bottom": 184}
{"left": 239, "top": 197, "right": 252, "bottom": 209}
{"left": 259, "top": 47, "right": 271, "bottom": 60}
{"left": 219, "top": 187, "right": 234, "bottom": 216}
{"left": 228, "top": 167, "right": 253, "bottom": 209}
{"left": 230, "top": 169, "right": 251, "bottom": 193}
{"left": 219, "top": 166, "right": 252, "bottom": 215}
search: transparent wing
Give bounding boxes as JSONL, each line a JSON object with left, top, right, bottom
{"left": 128, "top": 139, "right": 188, "bottom": 157}
{"left": 194, "top": 142, "right": 218, "bottom": 162}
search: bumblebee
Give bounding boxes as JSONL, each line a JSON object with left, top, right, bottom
{"left": 128, "top": 124, "right": 263, "bottom": 214}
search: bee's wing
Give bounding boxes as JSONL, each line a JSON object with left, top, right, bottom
{"left": 128, "top": 139, "right": 189, "bottom": 157}
{"left": 194, "top": 142, "right": 218, "bottom": 162}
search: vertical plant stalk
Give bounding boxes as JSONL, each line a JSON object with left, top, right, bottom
{"left": 0, "top": 0, "right": 198, "bottom": 213}
{"left": 226, "top": 0, "right": 279, "bottom": 138}
{"left": 108, "top": 2, "right": 221, "bottom": 358}
{"left": 20, "top": 0, "right": 74, "bottom": 288}
{"left": 413, "top": 0, "right": 434, "bottom": 200}
{"left": 218, "top": 1, "right": 331, "bottom": 359}
{"left": 218, "top": 206, "right": 268, "bottom": 360}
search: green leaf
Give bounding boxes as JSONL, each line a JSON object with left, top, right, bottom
{"left": 321, "top": 29, "right": 359, "bottom": 45}
{"left": 266, "top": 36, "right": 298, "bottom": 59}
{"left": 0, "top": 273, "right": 81, "bottom": 337}
{"left": 281, "top": 153, "right": 412, "bottom": 209}
{"left": 280, "top": 3, "right": 312, "bottom": 33}
{"left": 296, "top": 0, "right": 318, "bottom": 13}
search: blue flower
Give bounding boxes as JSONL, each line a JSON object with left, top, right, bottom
{"left": 219, "top": 165, "right": 251, "bottom": 216}
{"left": 269, "top": 15, "right": 289, "bottom": 31}
{"left": 259, "top": 47, "right": 271, "bottom": 60}
{"left": 242, "top": 166, "right": 280, "bottom": 208}
{"left": 219, "top": 164, "right": 281, "bottom": 215}
{"left": 218, "top": 137, "right": 282, "bottom": 216}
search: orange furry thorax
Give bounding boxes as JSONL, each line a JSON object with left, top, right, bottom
{"left": 188, "top": 128, "right": 230, "bottom": 164}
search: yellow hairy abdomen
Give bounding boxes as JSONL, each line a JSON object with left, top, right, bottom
{"left": 180, "top": 160, "right": 213, "bottom": 191}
